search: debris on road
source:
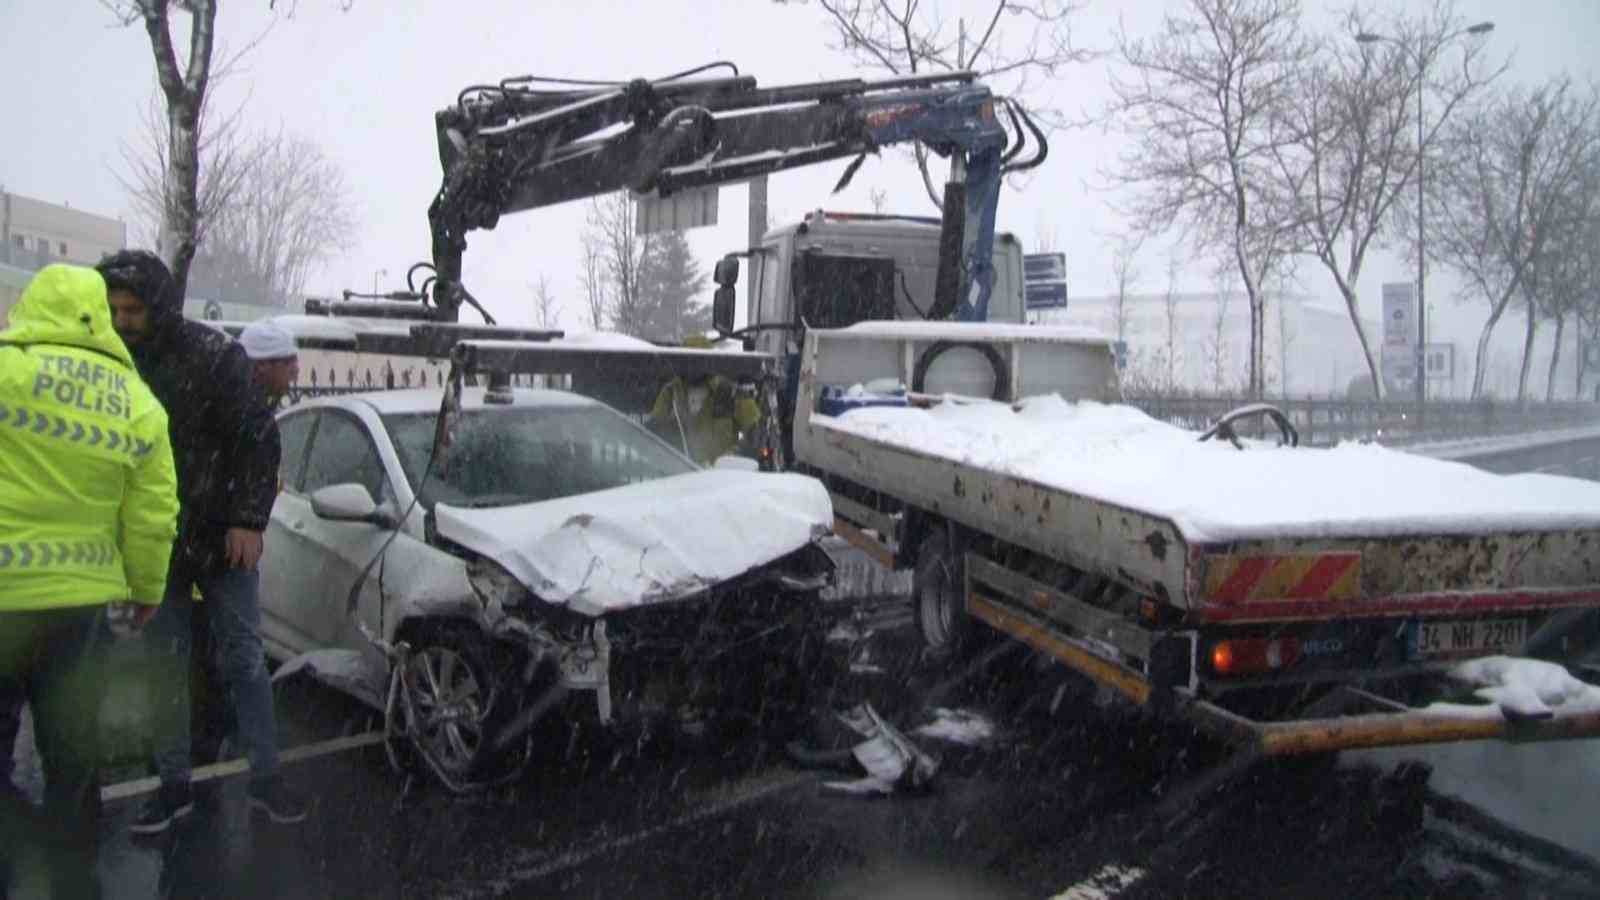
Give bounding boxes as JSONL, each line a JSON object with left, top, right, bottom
{"left": 911, "top": 708, "right": 995, "bottom": 746}
{"left": 808, "top": 703, "right": 939, "bottom": 796}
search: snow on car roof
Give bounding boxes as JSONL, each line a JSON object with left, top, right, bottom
{"left": 302, "top": 387, "right": 598, "bottom": 416}
{"left": 833, "top": 321, "right": 1112, "bottom": 346}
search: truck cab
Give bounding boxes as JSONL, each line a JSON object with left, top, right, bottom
{"left": 736, "top": 210, "right": 1027, "bottom": 359}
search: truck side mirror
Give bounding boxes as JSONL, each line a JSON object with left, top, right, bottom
{"left": 713, "top": 255, "right": 740, "bottom": 287}
{"left": 713, "top": 286, "right": 736, "bottom": 334}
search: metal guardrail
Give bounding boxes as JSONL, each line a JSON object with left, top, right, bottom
{"left": 1129, "top": 395, "right": 1600, "bottom": 447}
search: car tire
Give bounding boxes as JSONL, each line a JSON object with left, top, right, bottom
{"left": 394, "top": 623, "right": 526, "bottom": 786}
{"left": 916, "top": 529, "right": 968, "bottom": 655}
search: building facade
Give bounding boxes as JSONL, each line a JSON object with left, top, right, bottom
{"left": 1, "top": 191, "right": 126, "bottom": 271}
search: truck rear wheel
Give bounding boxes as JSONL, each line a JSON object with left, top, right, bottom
{"left": 916, "top": 531, "right": 968, "bottom": 654}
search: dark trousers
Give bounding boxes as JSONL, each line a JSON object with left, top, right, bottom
{"left": 0, "top": 605, "right": 106, "bottom": 900}
{"left": 146, "top": 558, "right": 278, "bottom": 787}
{"left": 189, "top": 602, "right": 234, "bottom": 767}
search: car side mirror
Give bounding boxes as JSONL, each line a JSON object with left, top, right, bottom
{"left": 713, "top": 255, "right": 739, "bottom": 287}
{"left": 309, "top": 483, "right": 394, "bottom": 527}
{"left": 712, "top": 285, "right": 736, "bottom": 335}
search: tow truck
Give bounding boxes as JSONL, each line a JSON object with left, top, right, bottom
{"left": 294, "top": 61, "right": 1600, "bottom": 781}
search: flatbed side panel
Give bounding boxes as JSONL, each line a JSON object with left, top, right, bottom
{"left": 1191, "top": 531, "right": 1600, "bottom": 623}
{"left": 800, "top": 416, "right": 1191, "bottom": 603}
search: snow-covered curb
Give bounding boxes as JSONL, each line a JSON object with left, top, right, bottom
{"left": 1422, "top": 656, "right": 1600, "bottom": 721}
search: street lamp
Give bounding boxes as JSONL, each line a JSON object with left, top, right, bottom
{"left": 1356, "top": 21, "right": 1493, "bottom": 406}
{"left": 372, "top": 267, "right": 388, "bottom": 296}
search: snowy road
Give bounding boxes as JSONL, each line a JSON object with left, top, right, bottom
{"left": 34, "top": 614, "right": 1588, "bottom": 899}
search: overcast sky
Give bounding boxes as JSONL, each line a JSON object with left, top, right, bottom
{"left": 3, "top": 0, "right": 1597, "bottom": 344}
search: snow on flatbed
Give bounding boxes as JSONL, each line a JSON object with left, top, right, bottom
{"left": 821, "top": 395, "right": 1600, "bottom": 543}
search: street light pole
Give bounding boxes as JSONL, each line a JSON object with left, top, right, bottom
{"left": 373, "top": 267, "right": 388, "bottom": 296}
{"left": 1356, "top": 21, "right": 1493, "bottom": 406}
{"left": 1416, "top": 70, "right": 1426, "bottom": 406}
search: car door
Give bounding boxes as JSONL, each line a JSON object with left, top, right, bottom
{"left": 288, "top": 409, "right": 398, "bottom": 649}
{"left": 261, "top": 408, "right": 319, "bottom": 660}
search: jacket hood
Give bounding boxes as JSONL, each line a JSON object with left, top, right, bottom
{"left": 1, "top": 264, "right": 133, "bottom": 367}
{"left": 96, "top": 249, "right": 183, "bottom": 336}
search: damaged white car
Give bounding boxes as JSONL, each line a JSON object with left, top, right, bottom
{"left": 261, "top": 386, "right": 836, "bottom": 791}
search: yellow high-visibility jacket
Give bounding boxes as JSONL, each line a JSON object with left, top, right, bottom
{"left": 0, "top": 264, "right": 178, "bottom": 610}
{"left": 648, "top": 375, "right": 760, "bottom": 465}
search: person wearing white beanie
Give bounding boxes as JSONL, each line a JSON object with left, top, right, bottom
{"left": 237, "top": 320, "right": 300, "bottom": 402}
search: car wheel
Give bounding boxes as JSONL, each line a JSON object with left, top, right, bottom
{"left": 396, "top": 625, "right": 523, "bottom": 785}
{"left": 916, "top": 529, "right": 968, "bottom": 655}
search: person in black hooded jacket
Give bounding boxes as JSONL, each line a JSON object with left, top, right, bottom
{"left": 95, "top": 250, "right": 308, "bottom": 832}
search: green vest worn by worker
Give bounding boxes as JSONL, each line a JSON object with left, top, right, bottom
{"left": 0, "top": 264, "right": 178, "bottom": 611}
{"left": 649, "top": 375, "right": 760, "bottom": 466}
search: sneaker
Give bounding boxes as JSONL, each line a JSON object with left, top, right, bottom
{"left": 246, "top": 776, "right": 308, "bottom": 824}
{"left": 127, "top": 784, "right": 194, "bottom": 835}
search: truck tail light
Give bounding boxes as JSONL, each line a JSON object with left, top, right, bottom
{"left": 1210, "top": 637, "right": 1301, "bottom": 676}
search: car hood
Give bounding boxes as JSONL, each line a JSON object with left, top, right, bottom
{"left": 433, "top": 470, "right": 834, "bottom": 616}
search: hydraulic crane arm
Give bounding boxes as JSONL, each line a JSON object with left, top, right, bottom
{"left": 423, "top": 64, "right": 1046, "bottom": 323}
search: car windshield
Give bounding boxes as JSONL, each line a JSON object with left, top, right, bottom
{"left": 382, "top": 403, "right": 697, "bottom": 509}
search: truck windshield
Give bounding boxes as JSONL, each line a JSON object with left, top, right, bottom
{"left": 383, "top": 404, "right": 697, "bottom": 509}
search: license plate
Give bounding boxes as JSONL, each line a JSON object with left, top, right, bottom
{"left": 1409, "top": 618, "right": 1526, "bottom": 659}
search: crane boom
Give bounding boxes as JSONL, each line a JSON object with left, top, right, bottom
{"left": 424, "top": 65, "right": 1045, "bottom": 324}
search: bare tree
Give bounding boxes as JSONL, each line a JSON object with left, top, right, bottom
{"left": 579, "top": 237, "right": 608, "bottom": 331}
{"left": 1270, "top": 2, "right": 1501, "bottom": 400}
{"left": 1162, "top": 256, "right": 1182, "bottom": 392}
{"left": 868, "top": 186, "right": 889, "bottom": 214}
{"left": 531, "top": 275, "right": 562, "bottom": 330}
{"left": 1276, "top": 287, "right": 1295, "bottom": 396}
{"left": 103, "top": 0, "right": 221, "bottom": 300}
{"left": 1110, "top": 0, "right": 1310, "bottom": 400}
{"left": 1524, "top": 152, "right": 1600, "bottom": 401}
{"left": 194, "top": 132, "right": 355, "bottom": 306}
{"left": 1429, "top": 78, "right": 1600, "bottom": 400}
{"left": 105, "top": 0, "right": 346, "bottom": 300}
{"left": 1109, "top": 234, "right": 1142, "bottom": 344}
{"left": 791, "top": 0, "right": 1094, "bottom": 207}
{"left": 583, "top": 193, "right": 657, "bottom": 336}
{"left": 1207, "top": 275, "right": 1236, "bottom": 394}
{"left": 117, "top": 83, "right": 258, "bottom": 252}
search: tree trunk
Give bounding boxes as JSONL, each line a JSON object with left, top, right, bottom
{"left": 1341, "top": 284, "right": 1386, "bottom": 400}
{"left": 1546, "top": 314, "right": 1566, "bottom": 403}
{"left": 163, "top": 98, "right": 202, "bottom": 301}
{"left": 1517, "top": 304, "right": 1538, "bottom": 405}
{"left": 138, "top": 0, "right": 218, "bottom": 307}
{"left": 1471, "top": 293, "right": 1514, "bottom": 400}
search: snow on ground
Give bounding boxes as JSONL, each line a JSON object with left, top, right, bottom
{"left": 1423, "top": 656, "right": 1600, "bottom": 720}
{"left": 1404, "top": 424, "right": 1600, "bottom": 461}
{"left": 911, "top": 708, "right": 996, "bottom": 746}
{"left": 821, "top": 396, "right": 1600, "bottom": 543}
{"left": 557, "top": 331, "right": 657, "bottom": 349}
{"left": 835, "top": 320, "right": 1112, "bottom": 346}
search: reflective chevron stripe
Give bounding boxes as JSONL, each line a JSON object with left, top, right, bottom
{"left": 0, "top": 542, "right": 118, "bottom": 569}
{"left": 0, "top": 402, "right": 152, "bottom": 458}
{"left": 1204, "top": 553, "right": 1362, "bottom": 603}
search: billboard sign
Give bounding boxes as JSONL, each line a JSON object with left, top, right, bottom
{"left": 1382, "top": 282, "right": 1415, "bottom": 347}
{"left": 1023, "top": 252, "right": 1068, "bottom": 310}
{"left": 1025, "top": 281, "right": 1068, "bottom": 310}
{"left": 1424, "top": 342, "right": 1454, "bottom": 381}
